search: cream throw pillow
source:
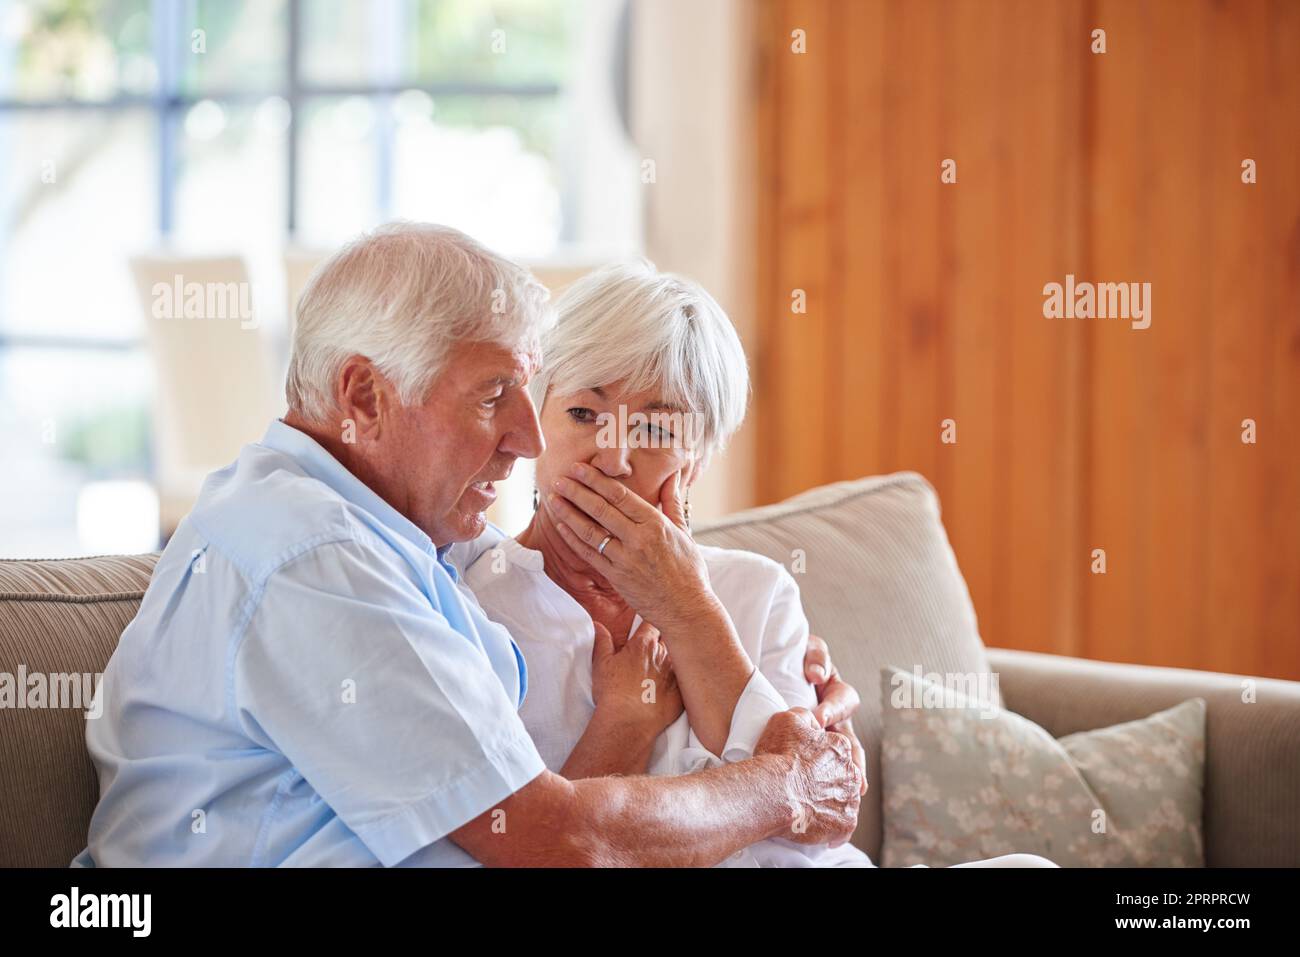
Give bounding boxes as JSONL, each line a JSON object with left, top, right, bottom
{"left": 880, "top": 665, "right": 1206, "bottom": 867}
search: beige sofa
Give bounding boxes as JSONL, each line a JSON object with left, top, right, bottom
{"left": 2, "top": 472, "right": 1297, "bottom": 867}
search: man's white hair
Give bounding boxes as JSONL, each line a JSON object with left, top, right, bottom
{"left": 531, "top": 260, "right": 750, "bottom": 463}
{"left": 286, "top": 221, "right": 551, "bottom": 423}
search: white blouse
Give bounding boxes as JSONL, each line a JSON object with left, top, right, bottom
{"left": 464, "top": 536, "right": 872, "bottom": 868}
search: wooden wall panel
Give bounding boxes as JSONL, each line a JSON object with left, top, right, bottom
{"left": 766, "top": 0, "right": 835, "bottom": 498}
{"left": 997, "top": 0, "right": 1088, "bottom": 660}
{"left": 1264, "top": 0, "right": 1300, "bottom": 681}
{"left": 882, "top": 1, "right": 945, "bottom": 490}
{"left": 832, "top": 0, "right": 886, "bottom": 483}
{"left": 942, "top": 0, "right": 1003, "bottom": 645}
{"left": 1134, "top": 0, "right": 1211, "bottom": 671}
{"left": 1202, "top": 0, "right": 1275, "bottom": 678}
{"left": 1086, "top": 0, "right": 1154, "bottom": 667}
{"left": 754, "top": 0, "right": 1300, "bottom": 680}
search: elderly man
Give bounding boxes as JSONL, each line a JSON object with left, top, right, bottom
{"left": 72, "top": 223, "right": 862, "bottom": 867}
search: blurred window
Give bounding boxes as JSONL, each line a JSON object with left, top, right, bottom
{"left": 1, "top": 0, "right": 624, "bottom": 556}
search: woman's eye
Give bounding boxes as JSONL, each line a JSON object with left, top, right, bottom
{"left": 567, "top": 407, "right": 595, "bottom": 423}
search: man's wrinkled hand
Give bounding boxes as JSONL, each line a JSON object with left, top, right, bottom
{"left": 754, "top": 708, "right": 862, "bottom": 847}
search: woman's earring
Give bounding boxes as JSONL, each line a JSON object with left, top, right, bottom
{"left": 683, "top": 489, "right": 691, "bottom": 532}
{"left": 532, "top": 487, "right": 540, "bottom": 512}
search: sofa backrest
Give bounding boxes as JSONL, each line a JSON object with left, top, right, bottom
{"left": 0, "top": 555, "right": 159, "bottom": 866}
{"left": 693, "top": 471, "right": 997, "bottom": 861}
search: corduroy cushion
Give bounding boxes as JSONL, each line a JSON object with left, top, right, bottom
{"left": 0, "top": 555, "right": 158, "bottom": 866}
{"left": 693, "top": 472, "right": 997, "bottom": 861}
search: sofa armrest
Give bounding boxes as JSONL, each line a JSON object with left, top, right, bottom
{"left": 985, "top": 647, "right": 1300, "bottom": 867}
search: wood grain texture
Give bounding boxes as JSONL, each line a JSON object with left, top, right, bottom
{"left": 753, "top": 0, "right": 1299, "bottom": 679}
{"left": 1264, "top": 0, "right": 1300, "bottom": 681}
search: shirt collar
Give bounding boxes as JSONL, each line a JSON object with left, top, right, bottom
{"left": 259, "top": 418, "right": 437, "bottom": 558}
{"left": 436, "top": 543, "right": 461, "bottom": 582}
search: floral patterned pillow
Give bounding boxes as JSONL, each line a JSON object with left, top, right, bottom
{"left": 879, "top": 666, "right": 1206, "bottom": 867}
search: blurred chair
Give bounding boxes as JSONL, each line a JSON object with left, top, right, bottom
{"left": 129, "top": 255, "right": 283, "bottom": 537}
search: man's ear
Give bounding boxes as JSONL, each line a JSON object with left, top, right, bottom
{"left": 335, "top": 356, "right": 391, "bottom": 439}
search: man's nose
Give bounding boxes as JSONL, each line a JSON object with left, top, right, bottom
{"left": 502, "top": 391, "right": 545, "bottom": 460}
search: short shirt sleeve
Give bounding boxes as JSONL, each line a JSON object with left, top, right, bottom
{"left": 232, "top": 537, "right": 546, "bottom": 866}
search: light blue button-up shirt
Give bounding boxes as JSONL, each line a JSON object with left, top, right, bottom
{"left": 72, "top": 419, "right": 544, "bottom": 867}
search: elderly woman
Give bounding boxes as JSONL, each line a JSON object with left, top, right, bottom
{"left": 464, "top": 262, "right": 1056, "bottom": 868}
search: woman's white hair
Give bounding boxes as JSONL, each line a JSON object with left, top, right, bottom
{"left": 531, "top": 260, "right": 750, "bottom": 464}
{"left": 286, "top": 221, "right": 551, "bottom": 423}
